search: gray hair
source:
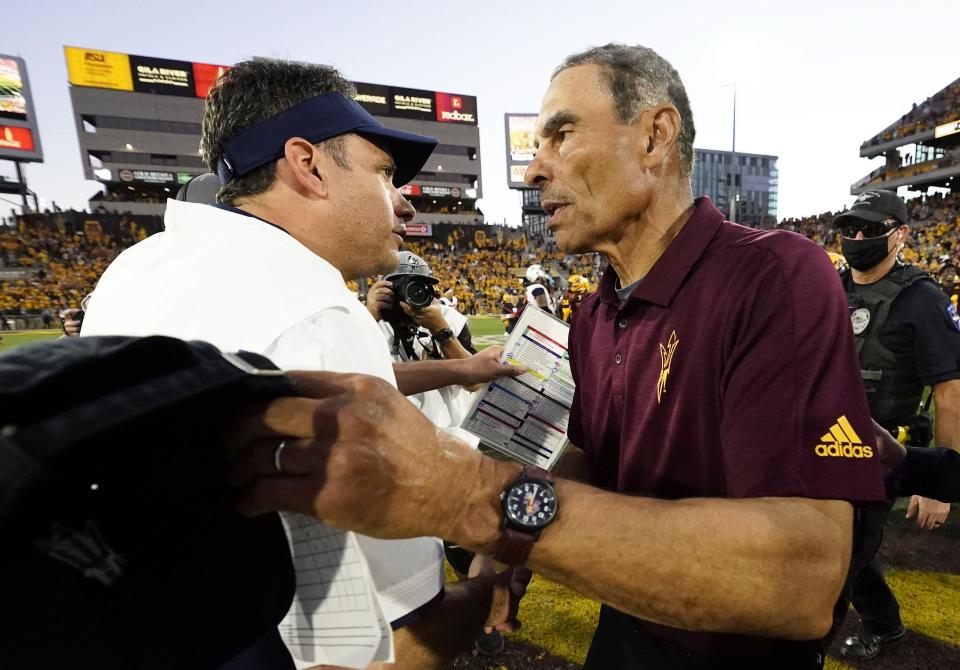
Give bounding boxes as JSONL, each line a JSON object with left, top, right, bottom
{"left": 554, "top": 44, "right": 696, "bottom": 176}
{"left": 200, "top": 58, "right": 355, "bottom": 204}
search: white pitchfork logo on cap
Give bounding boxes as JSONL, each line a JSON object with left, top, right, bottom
{"left": 856, "top": 192, "right": 881, "bottom": 204}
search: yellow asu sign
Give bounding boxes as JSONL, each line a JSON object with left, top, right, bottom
{"left": 64, "top": 46, "right": 133, "bottom": 91}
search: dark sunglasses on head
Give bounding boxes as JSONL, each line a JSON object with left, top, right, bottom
{"left": 838, "top": 218, "right": 900, "bottom": 239}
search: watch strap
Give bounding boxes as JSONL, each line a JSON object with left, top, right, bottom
{"left": 492, "top": 527, "right": 537, "bottom": 566}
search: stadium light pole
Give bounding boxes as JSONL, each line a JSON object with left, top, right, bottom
{"left": 720, "top": 83, "right": 738, "bottom": 223}
{"left": 729, "top": 85, "right": 738, "bottom": 223}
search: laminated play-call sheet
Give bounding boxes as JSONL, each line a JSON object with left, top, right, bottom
{"left": 461, "top": 306, "right": 573, "bottom": 470}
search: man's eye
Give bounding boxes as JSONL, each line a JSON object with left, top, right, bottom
{"left": 382, "top": 166, "right": 396, "bottom": 178}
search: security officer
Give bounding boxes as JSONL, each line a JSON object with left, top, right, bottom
{"left": 836, "top": 189, "right": 960, "bottom": 660}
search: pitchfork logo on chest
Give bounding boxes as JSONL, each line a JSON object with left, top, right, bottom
{"left": 657, "top": 330, "right": 680, "bottom": 403}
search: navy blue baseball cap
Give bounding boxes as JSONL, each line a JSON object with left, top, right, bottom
{"left": 216, "top": 91, "right": 437, "bottom": 187}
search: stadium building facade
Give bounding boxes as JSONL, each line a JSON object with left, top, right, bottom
{"left": 852, "top": 77, "right": 960, "bottom": 196}
{"left": 64, "top": 46, "right": 483, "bottom": 236}
{"left": 691, "top": 148, "right": 779, "bottom": 228}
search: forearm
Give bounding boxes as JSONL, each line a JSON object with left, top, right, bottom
{"left": 934, "top": 396, "right": 960, "bottom": 452}
{"left": 893, "top": 446, "right": 960, "bottom": 502}
{"left": 393, "top": 359, "right": 471, "bottom": 396}
{"left": 455, "top": 468, "right": 851, "bottom": 640}
{"left": 436, "top": 336, "right": 471, "bottom": 361}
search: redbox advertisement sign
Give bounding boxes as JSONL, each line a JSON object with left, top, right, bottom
{"left": 0, "top": 125, "right": 34, "bottom": 152}
{"left": 193, "top": 62, "right": 230, "bottom": 98}
{"left": 435, "top": 91, "right": 477, "bottom": 125}
{"left": 399, "top": 184, "right": 422, "bottom": 196}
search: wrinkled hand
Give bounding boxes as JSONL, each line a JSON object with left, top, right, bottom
{"left": 400, "top": 301, "right": 448, "bottom": 333}
{"left": 228, "top": 371, "right": 510, "bottom": 546}
{"left": 906, "top": 495, "right": 950, "bottom": 530}
{"left": 365, "top": 279, "right": 394, "bottom": 322}
{"left": 468, "top": 555, "right": 532, "bottom": 634}
{"left": 463, "top": 346, "right": 526, "bottom": 386}
{"left": 872, "top": 419, "right": 907, "bottom": 479}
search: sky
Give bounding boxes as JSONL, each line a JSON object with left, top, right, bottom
{"left": 1, "top": 0, "right": 958, "bottom": 224}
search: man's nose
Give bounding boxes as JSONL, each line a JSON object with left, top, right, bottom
{"left": 524, "top": 151, "right": 549, "bottom": 189}
{"left": 395, "top": 194, "right": 416, "bottom": 223}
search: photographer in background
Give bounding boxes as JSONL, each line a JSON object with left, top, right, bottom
{"left": 366, "top": 251, "right": 479, "bottom": 435}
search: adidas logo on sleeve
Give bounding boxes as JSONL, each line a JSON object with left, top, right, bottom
{"left": 815, "top": 416, "right": 874, "bottom": 459}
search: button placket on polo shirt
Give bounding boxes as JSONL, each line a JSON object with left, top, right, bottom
{"left": 610, "top": 304, "right": 629, "bottom": 392}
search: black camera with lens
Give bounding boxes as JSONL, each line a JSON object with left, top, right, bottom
{"left": 393, "top": 275, "right": 437, "bottom": 310}
{"left": 380, "top": 252, "right": 440, "bottom": 334}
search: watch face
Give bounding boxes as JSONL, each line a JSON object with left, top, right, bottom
{"left": 504, "top": 480, "right": 558, "bottom": 529}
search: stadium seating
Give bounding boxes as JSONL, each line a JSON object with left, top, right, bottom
{"left": 3, "top": 193, "right": 956, "bottom": 323}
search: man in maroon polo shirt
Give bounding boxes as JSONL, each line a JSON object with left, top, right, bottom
{"left": 230, "top": 43, "right": 887, "bottom": 670}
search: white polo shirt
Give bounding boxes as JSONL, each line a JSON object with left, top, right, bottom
{"left": 82, "top": 199, "right": 444, "bottom": 627}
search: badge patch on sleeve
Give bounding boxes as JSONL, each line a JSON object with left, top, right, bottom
{"left": 947, "top": 303, "right": 960, "bottom": 332}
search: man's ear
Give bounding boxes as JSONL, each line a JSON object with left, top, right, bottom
{"left": 637, "top": 103, "right": 682, "bottom": 170}
{"left": 897, "top": 224, "right": 911, "bottom": 245}
{"left": 282, "top": 137, "right": 328, "bottom": 198}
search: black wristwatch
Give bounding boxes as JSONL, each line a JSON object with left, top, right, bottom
{"left": 432, "top": 327, "right": 455, "bottom": 344}
{"left": 492, "top": 466, "right": 558, "bottom": 566}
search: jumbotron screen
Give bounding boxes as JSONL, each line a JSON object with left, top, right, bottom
{"left": 0, "top": 54, "right": 42, "bottom": 162}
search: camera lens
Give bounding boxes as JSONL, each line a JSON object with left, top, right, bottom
{"left": 404, "top": 280, "right": 434, "bottom": 308}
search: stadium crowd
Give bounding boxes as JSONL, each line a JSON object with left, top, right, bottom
{"left": 779, "top": 189, "right": 960, "bottom": 275}
{"left": 1, "top": 190, "right": 958, "bottom": 321}
{"left": 0, "top": 213, "right": 150, "bottom": 317}
{"left": 862, "top": 77, "right": 960, "bottom": 146}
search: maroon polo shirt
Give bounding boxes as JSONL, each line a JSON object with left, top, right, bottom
{"left": 567, "top": 197, "right": 885, "bottom": 655}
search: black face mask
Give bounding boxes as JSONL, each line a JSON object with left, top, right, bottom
{"left": 841, "top": 230, "right": 895, "bottom": 271}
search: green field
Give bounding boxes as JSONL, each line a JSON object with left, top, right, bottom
{"left": 0, "top": 329, "right": 61, "bottom": 351}
{"left": 0, "top": 318, "right": 505, "bottom": 352}
{"left": 468, "top": 315, "right": 506, "bottom": 338}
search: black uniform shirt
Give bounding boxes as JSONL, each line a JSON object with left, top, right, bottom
{"left": 852, "top": 278, "right": 960, "bottom": 386}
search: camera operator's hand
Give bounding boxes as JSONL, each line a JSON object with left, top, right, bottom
{"left": 463, "top": 346, "right": 526, "bottom": 386}
{"left": 60, "top": 309, "right": 84, "bottom": 337}
{"left": 229, "top": 370, "right": 522, "bottom": 547}
{"left": 365, "top": 279, "right": 393, "bottom": 321}
{"left": 468, "top": 554, "right": 532, "bottom": 634}
{"left": 401, "top": 301, "right": 448, "bottom": 334}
